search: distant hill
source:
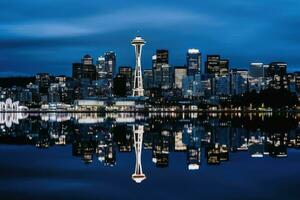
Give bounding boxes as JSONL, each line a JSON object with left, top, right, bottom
{"left": 0, "top": 76, "right": 35, "bottom": 88}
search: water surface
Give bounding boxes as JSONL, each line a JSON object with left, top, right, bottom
{"left": 0, "top": 112, "right": 299, "bottom": 200}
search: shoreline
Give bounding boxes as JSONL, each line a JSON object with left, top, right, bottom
{"left": 0, "top": 110, "right": 299, "bottom": 113}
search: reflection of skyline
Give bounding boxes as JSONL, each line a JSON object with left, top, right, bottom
{"left": 0, "top": 113, "right": 299, "bottom": 183}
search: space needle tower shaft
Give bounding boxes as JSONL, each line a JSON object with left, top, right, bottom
{"left": 132, "top": 36, "right": 146, "bottom": 97}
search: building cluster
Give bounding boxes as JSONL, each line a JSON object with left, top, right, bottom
{"left": 0, "top": 37, "right": 300, "bottom": 109}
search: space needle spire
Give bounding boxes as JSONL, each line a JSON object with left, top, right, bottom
{"left": 131, "top": 36, "right": 146, "bottom": 97}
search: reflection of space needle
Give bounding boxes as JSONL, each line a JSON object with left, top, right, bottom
{"left": 132, "top": 125, "right": 146, "bottom": 183}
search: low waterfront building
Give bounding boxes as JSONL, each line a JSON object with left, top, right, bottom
{"left": 74, "top": 100, "right": 106, "bottom": 111}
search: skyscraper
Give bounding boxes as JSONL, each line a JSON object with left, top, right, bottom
{"left": 119, "top": 66, "right": 133, "bottom": 96}
{"left": 72, "top": 63, "right": 83, "bottom": 80}
{"left": 113, "top": 74, "right": 127, "bottom": 97}
{"left": 153, "top": 50, "right": 169, "bottom": 88}
{"left": 249, "top": 63, "right": 264, "bottom": 78}
{"left": 174, "top": 66, "right": 187, "bottom": 89}
{"left": 267, "top": 62, "right": 288, "bottom": 90}
{"left": 35, "top": 73, "right": 51, "bottom": 94}
{"left": 96, "top": 56, "right": 106, "bottom": 79}
{"left": 205, "top": 55, "right": 220, "bottom": 75}
{"left": 82, "top": 54, "right": 93, "bottom": 65}
{"left": 268, "top": 62, "right": 287, "bottom": 77}
{"left": 119, "top": 66, "right": 132, "bottom": 78}
{"left": 132, "top": 36, "right": 146, "bottom": 97}
{"left": 143, "top": 69, "right": 153, "bottom": 90}
{"left": 72, "top": 54, "right": 97, "bottom": 81}
{"left": 219, "top": 59, "right": 229, "bottom": 75}
{"left": 156, "top": 49, "right": 169, "bottom": 64}
{"left": 186, "top": 49, "right": 201, "bottom": 76}
{"left": 104, "top": 51, "right": 116, "bottom": 79}
{"left": 161, "top": 64, "right": 173, "bottom": 90}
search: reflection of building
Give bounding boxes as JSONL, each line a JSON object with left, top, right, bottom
{"left": 184, "top": 125, "right": 201, "bottom": 170}
{"left": 132, "top": 125, "right": 146, "bottom": 183}
{"left": 0, "top": 112, "right": 28, "bottom": 128}
{"left": 269, "top": 133, "right": 288, "bottom": 158}
{"left": 153, "top": 131, "right": 170, "bottom": 168}
{"left": 206, "top": 143, "right": 220, "bottom": 165}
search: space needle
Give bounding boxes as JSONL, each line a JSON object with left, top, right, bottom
{"left": 131, "top": 36, "right": 146, "bottom": 97}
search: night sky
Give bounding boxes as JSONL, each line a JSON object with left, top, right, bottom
{"left": 0, "top": 0, "right": 300, "bottom": 76}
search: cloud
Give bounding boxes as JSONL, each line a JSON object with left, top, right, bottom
{"left": 0, "top": 0, "right": 300, "bottom": 74}
{"left": 2, "top": 23, "right": 93, "bottom": 38}
{"left": 0, "top": 7, "right": 220, "bottom": 38}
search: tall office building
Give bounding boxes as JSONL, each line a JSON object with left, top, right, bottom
{"left": 143, "top": 69, "right": 153, "bottom": 90}
{"left": 81, "top": 54, "right": 96, "bottom": 80}
{"left": 119, "top": 66, "right": 132, "bottom": 78}
{"left": 215, "top": 75, "right": 230, "bottom": 95}
{"left": 153, "top": 50, "right": 169, "bottom": 88}
{"left": 186, "top": 49, "right": 201, "bottom": 76}
{"left": 229, "top": 69, "right": 248, "bottom": 95}
{"left": 174, "top": 66, "right": 187, "bottom": 89}
{"left": 113, "top": 74, "right": 127, "bottom": 97}
{"left": 268, "top": 62, "right": 287, "bottom": 77}
{"left": 205, "top": 55, "right": 220, "bottom": 75}
{"left": 295, "top": 72, "right": 300, "bottom": 93}
{"left": 219, "top": 59, "right": 229, "bottom": 75}
{"left": 96, "top": 56, "right": 106, "bottom": 79}
{"left": 82, "top": 54, "right": 93, "bottom": 65}
{"left": 161, "top": 64, "right": 173, "bottom": 90}
{"left": 267, "top": 62, "right": 288, "bottom": 90}
{"left": 35, "top": 73, "right": 51, "bottom": 94}
{"left": 119, "top": 66, "right": 133, "bottom": 96}
{"left": 156, "top": 49, "right": 169, "bottom": 64}
{"left": 152, "top": 55, "right": 157, "bottom": 69}
{"left": 72, "top": 63, "right": 82, "bottom": 80}
{"left": 104, "top": 51, "right": 116, "bottom": 79}
{"left": 72, "top": 54, "right": 97, "bottom": 81}
{"left": 249, "top": 63, "right": 264, "bottom": 78}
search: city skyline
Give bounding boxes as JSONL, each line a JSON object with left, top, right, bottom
{"left": 1, "top": 0, "right": 300, "bottom": 76}
{"left": 1, "top": 1, "right": 300, "bottom": 199}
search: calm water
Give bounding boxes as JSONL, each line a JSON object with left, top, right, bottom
{"left": 0, "top": 112, "right": 300, "bottom": 200}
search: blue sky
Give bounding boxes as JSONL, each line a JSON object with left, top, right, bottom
{"left": 0, "top": 0, "right": 300, "bottom": 76}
